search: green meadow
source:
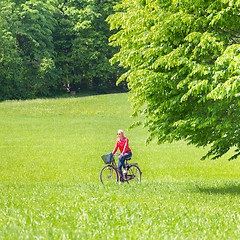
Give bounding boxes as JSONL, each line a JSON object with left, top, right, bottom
{"left": 1, "top": 93, "right": 240, "bottom": 239}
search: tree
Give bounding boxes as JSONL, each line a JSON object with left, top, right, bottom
{"left": 14, "top": 0, "right": 59, "bottom": 97}
{"left": 0, "top": 1, "right": 24, "bottom": 100}
{"left": 108, "top": 0, "right": 240, "bottom": 160}
{"left": 53, "top": 0, "right": 125, "bottom": 93}
{"left": 0, "top": 0, "right": 59, "bottom": 100}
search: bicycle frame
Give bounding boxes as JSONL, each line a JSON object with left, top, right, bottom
{"left": 100, "top": 153, "right": 141, "bottom": 184}
{"left": 112, "top": 154, "right": 140, "bottom": 182}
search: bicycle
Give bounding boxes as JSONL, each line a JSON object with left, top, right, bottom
{"left": 100, "top": 153, "right": 142, "bottom": 184}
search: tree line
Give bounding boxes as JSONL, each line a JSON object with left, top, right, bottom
{"left": 0, "top": 0, "right": 125, "bottom": 101}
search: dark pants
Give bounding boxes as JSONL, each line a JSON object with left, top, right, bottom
{"left": 118, "top": 152, "right": 132, "bottom": 171}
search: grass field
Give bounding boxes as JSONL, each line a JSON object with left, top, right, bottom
{"left": 1, "top": 93, "right": 240, "bottom": 239}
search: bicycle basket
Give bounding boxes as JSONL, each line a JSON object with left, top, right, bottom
{"left": 101, "top": 153, "right": 113, "bottom": 164}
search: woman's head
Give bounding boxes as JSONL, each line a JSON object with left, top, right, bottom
{"left": 117, "top": 129, "right": 124, "bottom": 139}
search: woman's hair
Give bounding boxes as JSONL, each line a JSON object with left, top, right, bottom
{"left": 118, "top": 129, "right": 125, "bottom": 135}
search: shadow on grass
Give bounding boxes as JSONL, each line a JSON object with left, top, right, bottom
{"left": 0, "top": 89, "right": 129, "bottom": 103}
{"left": 196, "top": 183, "right": 240, "bottom": 195}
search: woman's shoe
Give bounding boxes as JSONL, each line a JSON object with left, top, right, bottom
{"left": 123, "top": 169, "right": 128, "bottom": 174}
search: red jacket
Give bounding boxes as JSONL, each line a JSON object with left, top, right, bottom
{"left": 112, "top": 137, "right": 131, "bottom": 155}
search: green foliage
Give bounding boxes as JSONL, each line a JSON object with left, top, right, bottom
{"left": 108, "top": 0, "right": 240, "bottom": 160}
{"left": 0, "top": 1, "right": 23, "bottom": 100}
{"left": 1, "top": 94, "right": 240, "bottom": 238}
{"left": 0, "top": 0, "right": 125, "bottom": 100}
{"left": 16, "top": 0, "right": 59, "bottom": 97}
{"left": 53, "top": 0, "right": 125, "bottom": 92}
{"left": 0, "top": 0, "right": 59, "bottom": 100}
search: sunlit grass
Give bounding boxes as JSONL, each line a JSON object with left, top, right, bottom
{"left": 1, "top": 93, "right": 240, "bottom": 239}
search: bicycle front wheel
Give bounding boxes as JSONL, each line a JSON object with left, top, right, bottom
{"left": 100, "top": 166, "right": 118, "bottom": 184}
{"left": 126, "top": 165, "right": 141, "bottom": 184}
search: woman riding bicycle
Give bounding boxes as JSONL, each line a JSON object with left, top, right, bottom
{"left": 112, "top": 130, "right": 132, "bottom": 176}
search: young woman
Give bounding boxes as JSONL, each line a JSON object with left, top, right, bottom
{"left": 112, "top": 130, "right": 132, "bottom": 175}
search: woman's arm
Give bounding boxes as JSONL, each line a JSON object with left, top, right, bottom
{"left": 121, "top": 138, "right": 129, "bottom": 156}
{"left": 112, "top": 141, "right": 118, "bottom": 155}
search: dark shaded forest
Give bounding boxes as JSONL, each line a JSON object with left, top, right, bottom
{"left": 0, "top": 0, "right": 126, "bottom": 101}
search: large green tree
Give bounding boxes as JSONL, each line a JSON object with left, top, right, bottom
{"left": 0, "top": 0, "right": 59, "bottom": 100}
{"left": 0, "top": 1, "right": 23, "bottom": 100}
{"left": 108, "top": 0, "right": 240, "bottom": 160}
{"left": 14, "top": 0, "right": 59, "bottom": 98}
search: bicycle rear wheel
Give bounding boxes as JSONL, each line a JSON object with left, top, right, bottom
{"left": 100, "top": 165, "right": 118, "bottom": 184}
{"left": 126, "top": 165, "right": 141, "bottom": 184}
